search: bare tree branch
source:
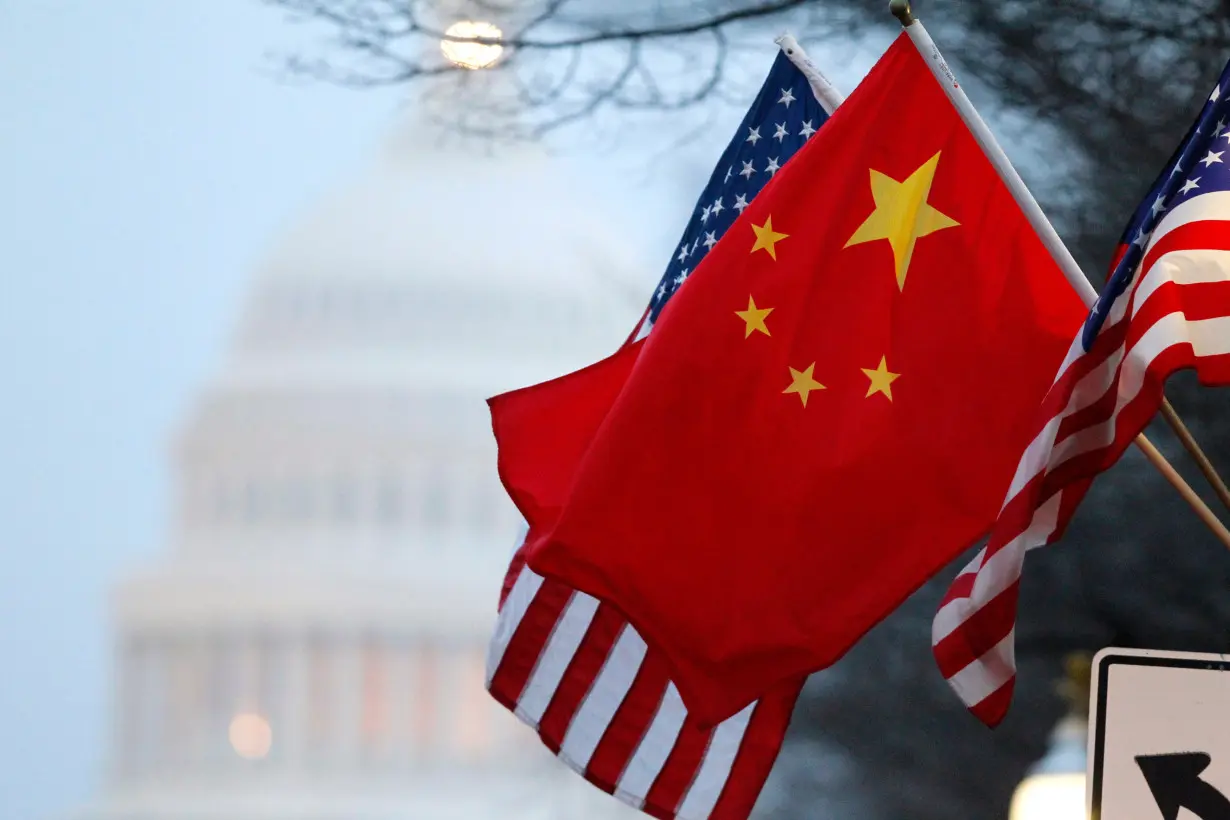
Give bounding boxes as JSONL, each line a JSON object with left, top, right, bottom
{"left": 262, "top": 0, "right": 857, "bottom": 135}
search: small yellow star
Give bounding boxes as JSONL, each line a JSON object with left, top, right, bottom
{"left": 861, "top": 356, "right": 901, "bottom": 401}
{"left": 750, "top": 216, "right": 789, "bottom": 260}
{"left": 735, "top": 296, "right": 774, "bottom": 338}
{"left": 783, "top": 363, "right": 825, "bottom": 407}
{"left": 844, "top": 152, "right": 959, "bottom": 290}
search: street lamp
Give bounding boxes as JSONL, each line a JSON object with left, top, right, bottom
{"left": 1008, "top": 652, "right": 1092, "bottom": 820}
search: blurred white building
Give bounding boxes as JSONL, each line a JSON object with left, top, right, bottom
{"left": 77, "top": 17, "right": 650, "bottom": 820}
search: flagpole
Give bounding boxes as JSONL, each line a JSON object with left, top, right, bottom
{"left": 889, "top": 1, "right": 1096, "bottom": 305}
{"left": 888, "top": 0, "right": 1230, "bottom": 551}
{"left": 1159, "top": 397, "right": 1230, "bottom": 512}
{"left": 775, "top": 34, "right": 845, "bottom": 114}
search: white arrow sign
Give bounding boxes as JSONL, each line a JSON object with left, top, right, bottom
{"left": 1089, "top": 647, "right": 1230, "bottom": 820}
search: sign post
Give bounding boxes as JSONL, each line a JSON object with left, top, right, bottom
{"left": 1089, "top": 647, "right": 1230, "bottom": 820}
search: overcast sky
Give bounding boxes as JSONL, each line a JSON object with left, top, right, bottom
{"left": 0, "top": 3, "right": 896, "bottom": 818}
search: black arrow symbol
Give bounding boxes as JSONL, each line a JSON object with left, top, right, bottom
{"left": 1136, "top": 752, "right": 1230, "bottom": 820}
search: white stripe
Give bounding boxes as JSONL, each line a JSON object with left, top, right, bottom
{"left": 1117, "top": 313, "right": 1189, "bottom": 401}
{"left": 1046, "top": 343, "right": 1136, "bottom": 472}
{"left": 675, "top": 702, "right": 757, "bottom": 820}
{"left": 1004, "top": 339, "right": 1117, "bottom": 502}
{"left": 486, "top": 566, "right": 544, "bottom": 687}
{"left": 508, "top": 518, "right": 530, "bottom": 563}
{"left": 947, "top": 640, "right": 1016, "bottom": 708}
{"left": 932, "top": 562, "right": 982, "bottom": 645}
{"left": 515, "top": 593, "right": 600, "bottom": 727}
{"left": 944, "top": 629, "right": 1016, "bottom": 708}
{"left": 932, "top": 494, "right": 1061, "bottom": 643}
{"left": 1190, "top": 315, "right": 1230, "bottom": 356}
{"left": 1044, "top": 311, "right": 1229, "bottom": 491}
{"left": 633, "top": 317, "right": 653, "bottom": 342}
{"left": 1065, "top": 341, "right": 1127, "bottom": 416}
{"left": 1133, "top": 248, "right": 1230, "bottom": 316}
{"left": 1002, "top": 302, "right": 1133, "bottom": 501}
{"left": 559, "top": 627, "right": 648, "bottom": 770}
{"left": 1148, "top": 190, "right": 1230, "bottom": 248}
{"left": 1004, "top": 410, "right": 1068, "bottom": 501}
{"left": 1049, "top": 334, "right": 1087, "bottom": 387}
{"left": 615, "top": 683, "right": 688, "bottom": 809}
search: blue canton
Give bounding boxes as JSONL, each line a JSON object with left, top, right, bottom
{"left": 1083, "top": 57, "right": 1230, "bottom": 349}
{"left": 645, "top": 51, "right": 834, "bottom": 328}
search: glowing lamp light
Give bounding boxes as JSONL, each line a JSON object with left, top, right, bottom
{"left": 1009, "top": 772, "right": 1088, "bottom": 820}
{"left": 1009, "top": 653, "right": 1092, "bottom": 820}
{"left": 228, "top": 712, "right": 272, "bottom": 760}
{"left": 440, "top": 20, "right": 504, "bottom": 70}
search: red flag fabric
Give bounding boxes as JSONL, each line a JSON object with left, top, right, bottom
{"left": 506, "top": 32, "right": 1087, "bottom": 728}
{"left": 488, "top": 338, "right": 806, "bottom": 820}
{"left": 484, "top": 45, "right": 841, "bottom": 819}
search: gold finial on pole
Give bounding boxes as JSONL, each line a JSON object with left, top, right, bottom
{"left": 890, "top": 0, "right": 917, "bottom": 27}
{"left": 1056, "top": 651, "right": 1093, "bottom": 719}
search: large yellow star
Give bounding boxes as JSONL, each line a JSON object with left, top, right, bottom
{"left": 783, "top": 363, "right": 825, "bottom": 407}
{"left": 735, "top": 296, "right": 773, "bottom": 338}
{"left": 750, "top": 216, "right": 789, "bottom": 260}
{"left": 861, "top": 356, "right": 901, "bottom": 401}
{"left": 844, "top": 152, "right": 959, "bottom": 290}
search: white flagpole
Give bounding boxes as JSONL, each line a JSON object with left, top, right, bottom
{"left": 775, "top": 33, "right": 846, "bottom": 114}
{"left": 889, "top": 1, "right": 1099, "bottom": 308}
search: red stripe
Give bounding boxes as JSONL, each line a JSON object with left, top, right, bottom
{"left": 1139, "top": 280, "right": 1230, "bottom": 324}
{"left": 976, "top": 470, "right": 1052, "bottom": 566}
{"left": 1055, "top": 373, "right": 1121, "bottom": 450}
{"left": 642, "top": 716, "right": 714, "bottom": 819}
{"left": 1041, "top": 294, "right": 1197, "bottom": 491}
{"left": 932, "top": 579, "right": 1019, "bottom": 680}
{"left": 1123, "top": 281, "right": 1230, "bottom": 353}
{"left": 939, "top": 567, "right": 978, "bottom": 608}
{"left": 1043, "top": 247, "right": 1230, "bottom": 452}
{"left": 1050, "top": 272, "right": 1198, "bottom": 445}
{"left": 1137, "top": 219, "right": 1230, "bottom": 276}
{"left": 1052, "top": 476, "right": 1094, "bottom": 542}
{"left": 487, "top": 580, "right": 573, "bottom": 712}
{"left": 1196, "top": 350, "right": 1230, "bottom": 383}
{"left": 1041, "top": 343, "right": 1198, "bottom": 504}
{"left": 1034, "top": 319, "right": 1127, "bottom": 428}
{"left": 585, "top": 651, "right": 674, "bottom": 794}
{"left": 498, "top": 545, "right": 528, "bottom": 611}
{"left": 968, "top": 676, "right": 1014, "bottom": 728}
{"left": 537, "top": 604, "right": 626, "bottom": 755}
{"left": 709, "top": 678, "right": 804, "bottom": 820}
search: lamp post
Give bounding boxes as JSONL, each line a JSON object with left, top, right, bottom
{"left": 1008, "top": 652, "right": 1093, "bottom": 820}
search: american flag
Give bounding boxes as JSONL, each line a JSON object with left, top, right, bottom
{"left": 932, "top": 59, "right": 1230, "bottom": 727}
{"left": 485, "top": 44, "right": 840, "bottom": 818}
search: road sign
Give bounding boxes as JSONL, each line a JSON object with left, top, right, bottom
{"left": 1090, "top": 647, "right": 1230, "bottom": 820}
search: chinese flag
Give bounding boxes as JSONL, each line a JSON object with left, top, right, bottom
{"left": 503, "top": 34, "right": 1087, "bottom": 728}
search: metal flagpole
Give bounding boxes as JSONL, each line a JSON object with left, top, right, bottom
{"left": 888, "top": 0, "right": 1230, "bottom": 549}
